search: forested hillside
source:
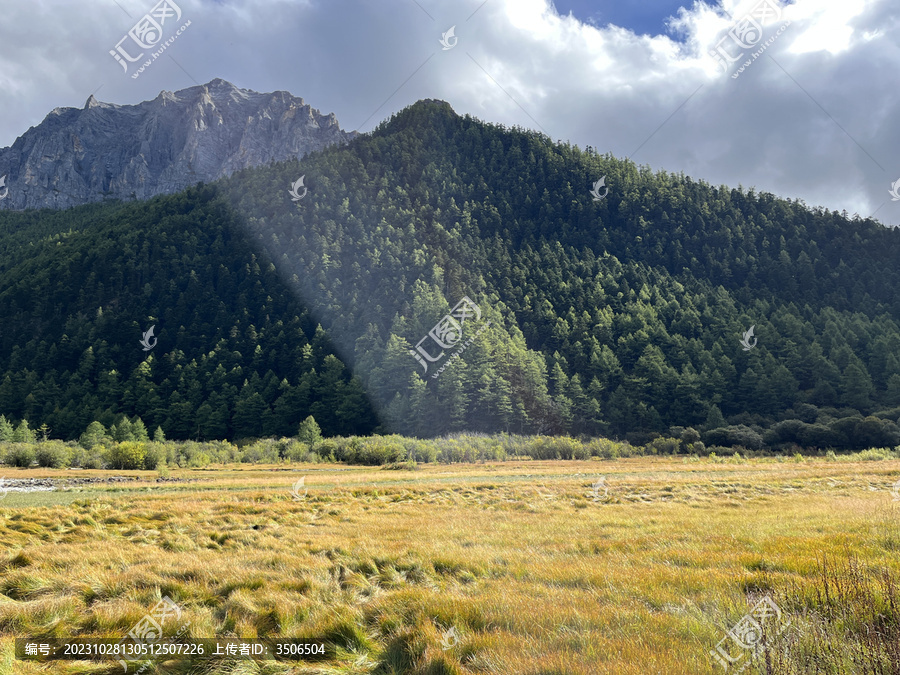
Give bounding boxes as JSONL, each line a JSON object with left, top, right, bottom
{"left": 2, "top": 99, "right": 900, "bottom": 448}
{"left": 0, "top": 196, "right": 377, "bottom": 440}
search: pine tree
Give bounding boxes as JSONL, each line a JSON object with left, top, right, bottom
{"left": 886, "top": 373, "right": 900, "bottom": 407}
{"left": 232, "top": 390, "right": 267, "bottom": 439}
{"left": 80, "top": 421, "right": 109, "bottom": 449}
{"left": 112, "top": 417, "right": 135, "bottom": 442}
{"left": 0, "top": 415, "right": 13, "bottom": 442}
{"left": 704, "top": 405, "right": 726, "bottom": 431}
{"left": 132, "top": 417, "right": 149, "bottom": 441}
{"left": 13, "top": 419, "right": 35, "bottom": 443}
{"left": 842, "top": 363, "right": 874, "bottom": 411}
{"left": 297, "top": 415, "right": 323, "bottom": 449}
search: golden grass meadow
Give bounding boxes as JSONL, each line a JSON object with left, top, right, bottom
{"left": 0, "top": 456, "right": 898, "bottom": 674}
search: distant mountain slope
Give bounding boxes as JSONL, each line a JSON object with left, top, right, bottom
{"left": 0, "top": 79, "right": 356, "bottom": 210}
{"left": 216, "top": 100, "right": 900, "bottom": 442}
{"left": 1, "top": 98, "right": 900, "bottom": 448}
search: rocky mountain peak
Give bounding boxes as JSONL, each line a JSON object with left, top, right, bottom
{"left": 0, "top": 79, "right": 357, "bottom": 211}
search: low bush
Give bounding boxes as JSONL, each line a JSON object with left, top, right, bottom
{"left": 82, "top": 453, "right": 104, "bottom": 469}
{"left": 356, "top": 437, "right": 408, "bottom": 465}
{"left": 703, "top": 425, "right": 764, "bottom": 451}
{"left": 585, "top": 437, "right": 621, "bottom": 459}
{"left": 3, "top": 444, "right": 36, "bottom": 467}
{"left": 283, "top": 439, "right": 313, "bottom": 462}
{"left": 644, "top": 436, "right": 680, "bottom": 455}
{"left": 68, "top": 444, "right": 105, "bottom": 469}
{"left": 527, "top": 436, "right": 585, "bottom": 460}
{"left": 142, "top": 443, "right": 166, "bottom": 470}
{"left": 0, "top": 431, "right": 896, "bottom": 470}
{"left": 410, "top": 441, "right": 438, "bottom": 463}
{"left": 316, "top": 438, "right": 338, "bottom": 461}
{"left": 35, "top": 441, "right": 70, "bottom": 468}
{"left": 106, "top": 442, "right": 146, "bottom": 470}
{"left": 850, "top": 447, "right": 898, "bottom": 461}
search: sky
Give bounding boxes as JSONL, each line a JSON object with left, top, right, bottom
{"left": 552, "top": 0, "right": 693, "bottom": 35}
{"left": 0, "top": 0, "right": 898, "bottom": 225}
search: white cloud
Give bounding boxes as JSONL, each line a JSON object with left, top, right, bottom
{"left": 0, "top": 0, "right": 897, "bottom": 223}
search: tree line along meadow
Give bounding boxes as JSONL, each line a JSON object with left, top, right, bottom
{"left": 1, "top": 412, "right": 898, "bottom": 472}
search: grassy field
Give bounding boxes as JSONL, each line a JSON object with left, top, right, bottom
{"left": 0, "top": 456, "right": 899, "bottom": 674}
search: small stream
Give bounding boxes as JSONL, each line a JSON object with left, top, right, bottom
{"left": 0, "top": 475, "right": 198, "bottom": 496}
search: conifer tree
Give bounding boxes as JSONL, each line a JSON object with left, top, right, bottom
{"left": 0, "top": 415, "right": 13, "bottom": 442}
{"left": 297, "top": 415, "right": 323, "bottom": 449}
{"left": 80, "top": 421, "right": 109, "bottom": 450}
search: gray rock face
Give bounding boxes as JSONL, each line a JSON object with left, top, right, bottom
{"left": 0, "top": 78, "right": 357, "bottom": 210}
